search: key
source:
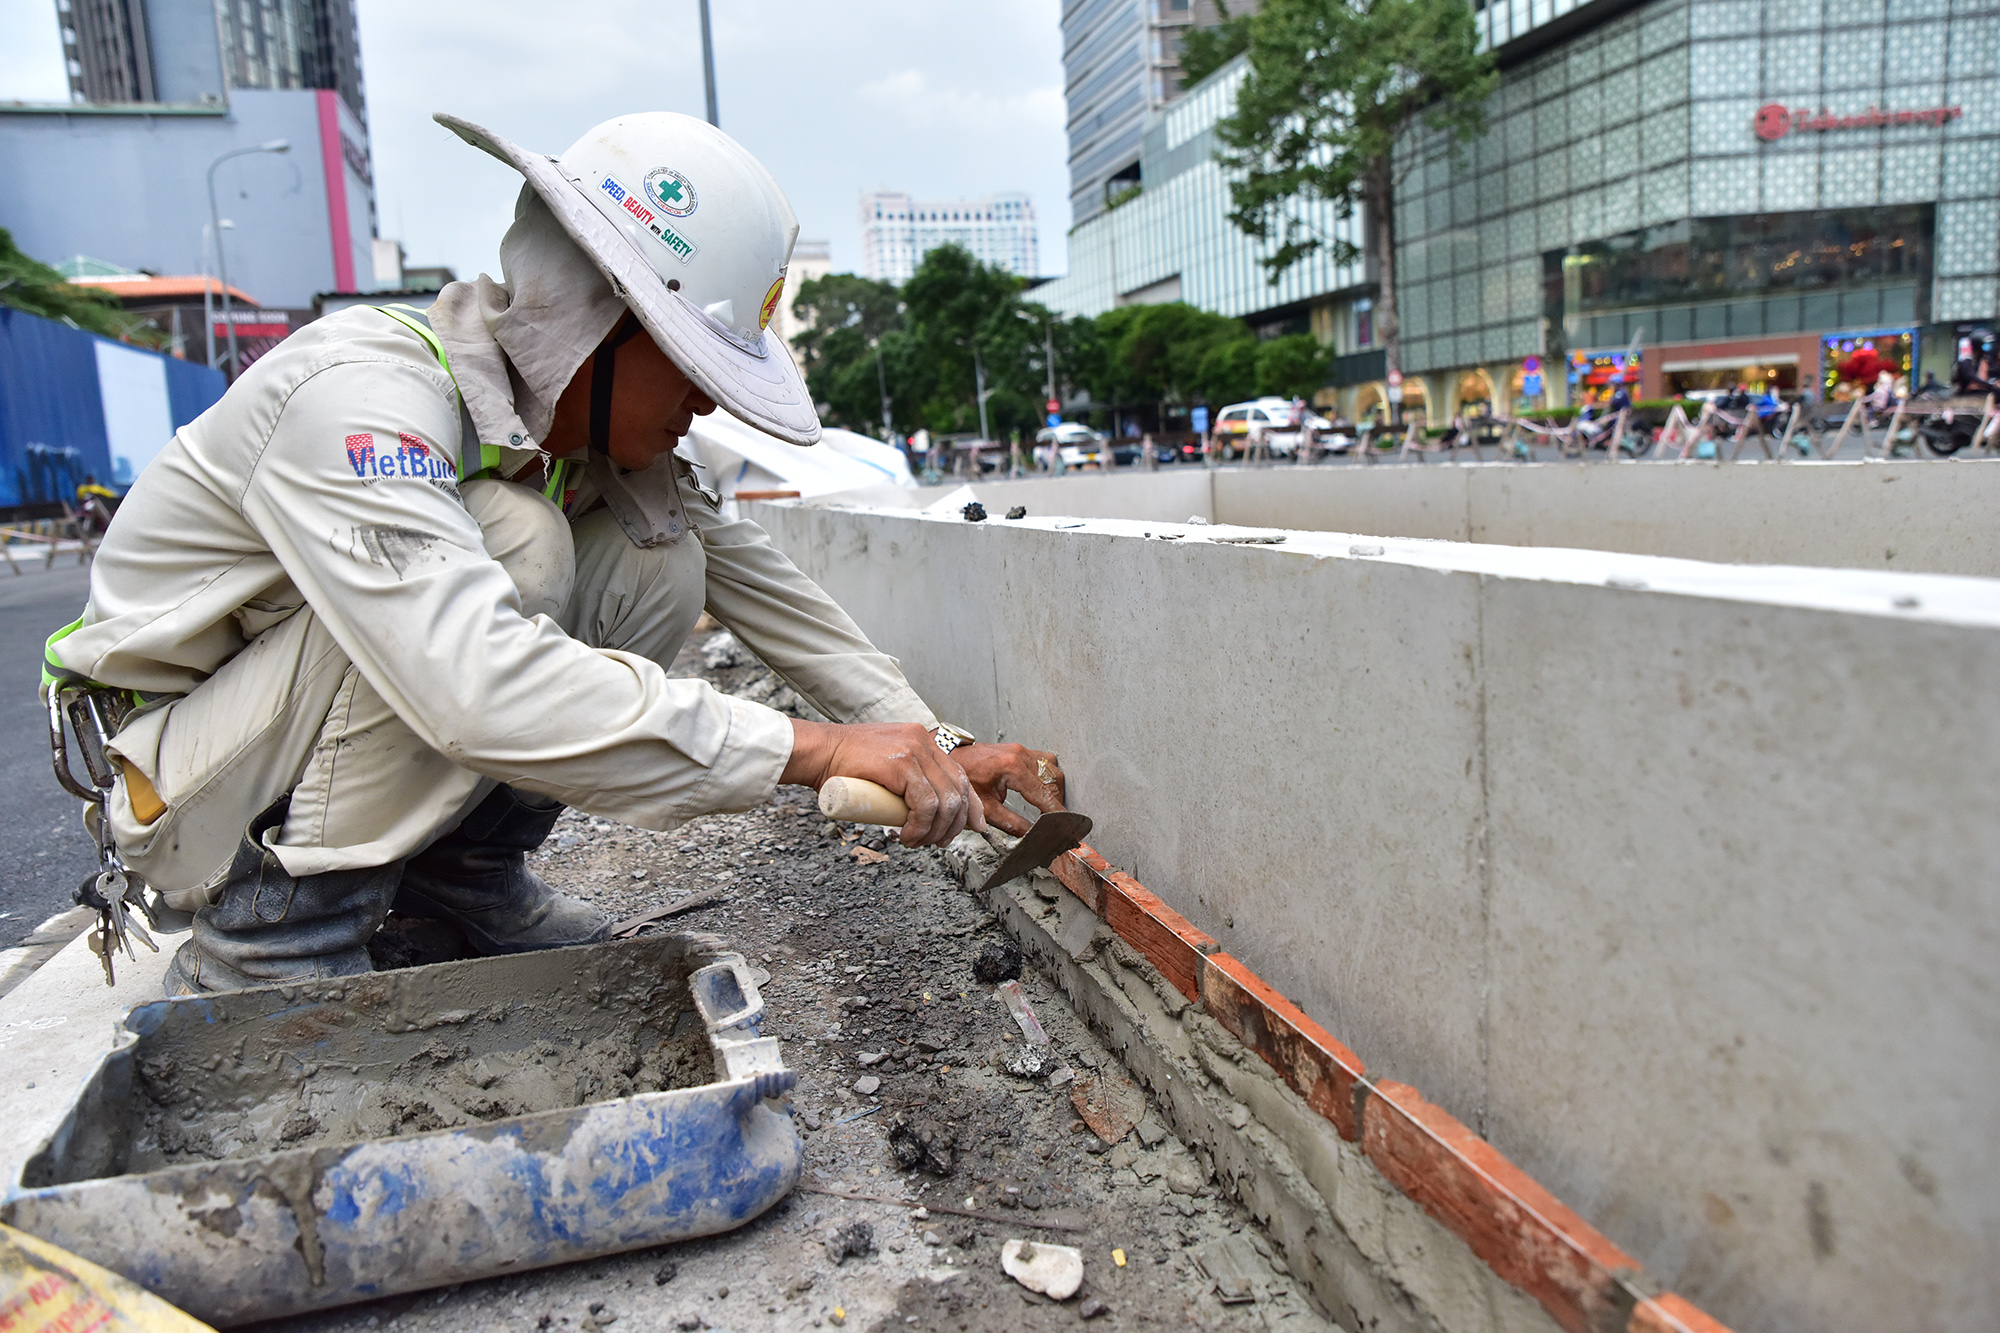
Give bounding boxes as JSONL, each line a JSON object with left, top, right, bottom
{"left": 88, "top": 925, "right": 115, "bottom": 987}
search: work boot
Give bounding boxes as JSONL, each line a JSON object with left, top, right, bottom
{"left": 165, "top": 799, "right": 403, "bottom": 996}
{"left": 394, "top": 785, "right": 609, "bottom": 955}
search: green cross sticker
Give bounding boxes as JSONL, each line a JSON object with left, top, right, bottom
{"left": 645, "top": 168, "right": 697, "bottom": 216}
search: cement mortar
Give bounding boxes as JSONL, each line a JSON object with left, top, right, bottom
{"left": 946, "top": 838, "right": 1562, "bottom": 1333}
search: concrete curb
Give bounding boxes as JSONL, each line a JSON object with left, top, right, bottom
{"left": 991, "top": 836, "right": 1733, "bottom": 1333}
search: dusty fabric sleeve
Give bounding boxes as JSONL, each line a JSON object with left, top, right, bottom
{"left": 236, "top": 360, "right": 793, "bottom": 825}
{"left": 685, "top": 474, "right": 938, "bottom": 729}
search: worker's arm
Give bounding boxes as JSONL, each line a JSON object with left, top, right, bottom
{"left": 681, "top": 470, "right": 936, "bottom": 728}
{"left": 682, "top": 474, "right": 1066, "bottom": 839}
{"left": 238, "top": 359, "right": 795, "bottom": 831}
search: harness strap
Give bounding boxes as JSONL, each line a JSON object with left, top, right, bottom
{"left": 375, "top": 304, "right": 507, "bottom": 481}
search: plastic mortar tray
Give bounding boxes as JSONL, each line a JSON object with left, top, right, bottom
{"left": 1, "top": 932, "right": 799, "bottom": 1327}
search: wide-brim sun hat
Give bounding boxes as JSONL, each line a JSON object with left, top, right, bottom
{"left": 438, "top": 111, "right": 820, "bottom": 446}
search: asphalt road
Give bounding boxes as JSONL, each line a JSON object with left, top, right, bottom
{"left": 0, "top": 556, "right": 99, "bottom": 947}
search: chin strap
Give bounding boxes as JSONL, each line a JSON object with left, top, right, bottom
{"left": 588, "top": 313, "right": 647, "bottom": 457}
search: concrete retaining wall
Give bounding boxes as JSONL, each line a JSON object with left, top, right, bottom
{"left": 833, "top": 459, "right": 2000, "bottom": 576}
{"left": 752, "top": 499, "right": 2000, "bottom": 1333}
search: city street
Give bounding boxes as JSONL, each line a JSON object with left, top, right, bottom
{"left": 0, "top": 557, "right": 98, "bottom": 948}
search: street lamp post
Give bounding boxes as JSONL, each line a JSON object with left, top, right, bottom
{"left": 973, "top": 345, "right": 993, "bottom": 444}
{"left": 875, "top": 343, "right": 892, "bottom": 441}
{"left": 697, "top": 0, "right": 719, "bottom": 127}
{"left": 206, "top": 138, "right": 290, "bottom": 380}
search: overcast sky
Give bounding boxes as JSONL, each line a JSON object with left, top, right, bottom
{"left": 0, "top": 0, "right": 1072, "bottom": 281}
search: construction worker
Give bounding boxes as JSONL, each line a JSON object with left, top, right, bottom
{"left": 43, "top": 112, "right": 1066, "bottom": 996}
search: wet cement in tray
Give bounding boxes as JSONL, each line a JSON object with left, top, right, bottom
{"left": 127, "top": 937, "right": 719, "bottom": 1170}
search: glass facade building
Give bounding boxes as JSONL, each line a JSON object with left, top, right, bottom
{"left": 1397, "top": 0, "right": 2000, "bottom": 412}
{"left": 1044, "top": 0, "right": 1999, "bottom": 418}
{"left": 1064, "top": 0, "right": 1254, "bottom": 226}
{"left": 1036, "top": 58, "right": 1369, "bottom": 333}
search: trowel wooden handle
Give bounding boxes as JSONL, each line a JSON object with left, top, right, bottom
{"left": 818, "top": 777, "right": 909, "bottom": 826}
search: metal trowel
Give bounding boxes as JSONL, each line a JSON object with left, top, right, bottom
{"left": 817, "top": 776, "right": 1093, "bottom": 889}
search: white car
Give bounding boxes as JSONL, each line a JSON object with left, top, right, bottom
{"left": 1035, "top": 421, "right": 1105, "bottom": 467}
{"left": 1213, "top": 398, "right": 1338, "bottom": 456}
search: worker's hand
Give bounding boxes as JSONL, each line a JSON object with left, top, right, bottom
{"left": 784, "top": 720, "right": 982, "bottom": 847}
{"left": 950, "top": 743, "right": 1067, "bottom": 837}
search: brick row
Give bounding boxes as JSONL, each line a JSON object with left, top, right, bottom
{"left": 1040, "top": 845, "right": 1735, "bottom": 1333}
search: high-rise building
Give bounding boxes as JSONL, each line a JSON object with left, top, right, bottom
{"left": 1064, "top": 0, "right": 1254, "bottom": 227}
{"left": 858, "top": 192, "right": 1038, "bottom": 285}
{"left": 9, "top": 0, "right": 380, "bottom": 329}
{"left": 1046, "top": 0, "right": 2000, "bottom": 432}
{"left": 58, "top": 0, "right": 365, "bottom": 121}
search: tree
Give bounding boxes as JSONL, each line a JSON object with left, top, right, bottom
{"left": 1215, "top": 0, "right": 1496, "bottom": 408}
{"left": 1254, "top": 333, "right": 1332, "bottom": 399}
{"left": 0, "top": 228, "right": 168, "bottom": 348}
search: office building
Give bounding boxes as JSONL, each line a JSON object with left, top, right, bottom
{"left": 1064, "top": 0, "right": 1255, "bottom": 226}
{"left": 1035, "top": 54, "right": 1370, "bottom": 377}
{"left": 859, "top": 192, "right": 1038, "bottom": 284}
{"left": 60, "top": 0, "right": 365, "bottom": 119}
{"left": 1393, "top": 0, "right": 2000, "bottom": 422}
{"left": 1044, "top": 0, "right": 2000, "bottom": 423}
{"left": 9, "top": 0, "right": 378, "bottom": 323}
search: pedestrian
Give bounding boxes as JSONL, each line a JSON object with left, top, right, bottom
{"left": 45, "top": 111, "right": 1068, "bottom": 996}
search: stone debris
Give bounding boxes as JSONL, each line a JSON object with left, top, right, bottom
{"left": 886, "top": 1115, "right": 958, "bottom": 1176}
{"left": 971, "top": 939, "right": 1023, "bottom": 984}
{"left": 824, "top": 1221, "right": 876, "bottom": 1265}
{"left": 1071, "top": 1072, "right": 1146, "bottom": 1145}
{"left": 1194, "top": 1234, "right": 1265, "bottom": 1304}
{"left": 852, "top": 1075, "right": 881, "bottom": 1095}
{"left": 1079, "top": 1296, "right": 1110, "bottom": 1319}
{"left": 999, "top": 1238, "right": 1084, "bottom": 1301}
{"left": 856, "top": 1050, "right": 886, "bottom": 1066}
{"left": 1005, "top": 505, "right": 1027, "bottom": 520}
{"left": 1001, "top": 1044, "right": 1062, "bottom": 1080}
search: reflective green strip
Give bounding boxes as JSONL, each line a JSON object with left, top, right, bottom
{"left": 41, "top": 615, "right": 89, "bottom": 691}
{"left": 542, "top": 456, "right": 580, "bottom": 506}
{"left": 375, "top": 304, "right": 504, "bottom": 479}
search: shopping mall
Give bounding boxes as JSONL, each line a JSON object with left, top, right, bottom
{"left": 1038, "top": 0, "right": 2000, "bottom": 423}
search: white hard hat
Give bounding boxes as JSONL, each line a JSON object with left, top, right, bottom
{"left": 437, "top": 111, "right": 819, "bottom": 446}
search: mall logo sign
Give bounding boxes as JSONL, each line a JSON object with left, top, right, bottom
{"left": 1755, "top": 102, "right": 1963, "bottom": 140}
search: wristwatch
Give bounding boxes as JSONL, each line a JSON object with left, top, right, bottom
{"left": 931, "top": 723, "right": 975, "bottom": 755}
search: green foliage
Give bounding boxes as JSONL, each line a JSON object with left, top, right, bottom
{"left": 793, "top": 246, "right": 1100, "bottom": 439}
{"left": 792, "top": 253, "right": 1338, "bottom": 437}
{"left": 1216, "top": 0, "right": 1496, "bottom": 279}
{"left": 0, "top": 227, "right": 167, "bottom": 348}
{"left": 1254, "top": 333, "right": 1331, "bottom": 399}
{"left": 1179, "top": 2, "right": 1254, "bottom": 88}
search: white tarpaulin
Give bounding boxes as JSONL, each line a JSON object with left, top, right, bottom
{"left": 681, "top": 414, "right": 913, "bottom": 515}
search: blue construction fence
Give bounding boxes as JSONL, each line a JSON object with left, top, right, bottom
{"left": 0, "top": 306, "right": 225, "bottom": 508}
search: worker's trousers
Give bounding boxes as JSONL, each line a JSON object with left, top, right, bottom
{"left": 107, "top": 481, "right": 708, "bottom": 910}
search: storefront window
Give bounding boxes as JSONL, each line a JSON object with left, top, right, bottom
{"left": 1548, "top": 206, "right": 1934, "bottom": 314}
{"left": 1661, "top": 361, "right": 1798, "bottom": 397}
{"left": 1566, "top": 348, "right": 1641, "bottom": 398}
{"left": 1821, "top": 329, "right": 1915, "bottom": 402}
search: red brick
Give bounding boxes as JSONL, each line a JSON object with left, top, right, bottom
{"left": 1097, "top": 870, "right": 1216, "bottom": 1001}
{"left": 1362, "top": 1081, "right": 1639, "bottom": 1333}
{"left": 1046, "top": 847, "right": 1104, "bottom": 913}
{"left": 1629, "top": 1294, "right": 1738, "bottom": 1333}
{"left": 1200, "top": 953, "right": 1367, "bottom": 1141}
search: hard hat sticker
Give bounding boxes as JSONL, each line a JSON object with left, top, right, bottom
{"left": 598, "top": 175, "right": 699, "bottom": 264}
{"left": 644, "top": 168, "right": 698, "bottom": 217}
{"left": 759, "top": 276, "right": 785, "bottom": 331}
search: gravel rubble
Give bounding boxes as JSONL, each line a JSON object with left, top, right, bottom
{"left": 245, "top": 622, "right": 1336, "bottom": 1333}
